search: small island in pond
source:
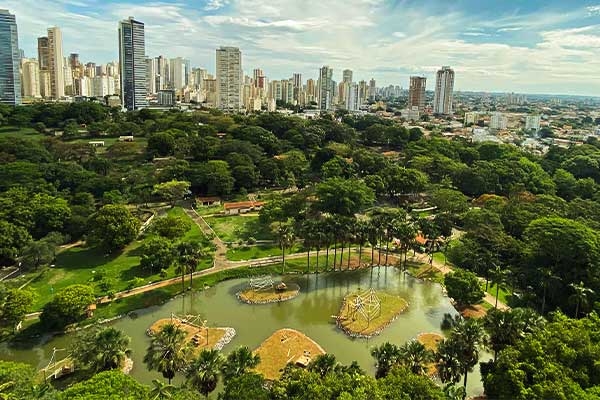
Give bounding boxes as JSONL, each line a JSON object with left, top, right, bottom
{"left": 336, "top": 288, "right": 408, "bottom": 338}
{"left": 237, "top": 276, "right": 300, "bottom": 304}
{"left": 253, "top": 328, "right": 326, "bottom": 380}
{"left": 147, "top": 315, "right": 235, "bottom": 351}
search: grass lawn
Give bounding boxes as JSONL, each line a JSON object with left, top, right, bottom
{"left": 204, "top": 215, "right": 274, "bottom": 242}
{"left": 337, "top": 291, "right": 408, "bottom": 337}
{"left": 483, "top": 282, "right": 511, "bottom": 305}
{"left": 238, "top": 283, "right": 300, "bottom": 303}
{"left": 226, "top": 243, "right": 301, "bottom": 261}
{"left": 167, "top": 207, "right": 205, "bottom": 242}
{"left": 432, "top": 252, "right": 452, "bottom": 266}
{"left": 194, "top": 204, "right": 224, "bottom": 216}
{"left": 0, "top": 126, "right": 46, "bottom": 140}
{"left": 405, "top": 263, "right": 445, "bottom": 284}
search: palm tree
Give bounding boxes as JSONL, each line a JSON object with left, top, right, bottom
{"left": 451, "top": 318, "right": 485, "bottom": 398}
{"left": 483, "top": 308, "right": 524, "bottom": 361}
{"left": 301, "top": 220, "right": 313, "bottom": 274}
{"left": 186, "top": 349, "right": 224, "bottom": 399}
{"left": 355, "top": 220, "right": 369, "bottom": 269}
{"left": 149, "top": 379, "right": 175, "bottom": 400}
{"left": 314, "top": 221, "right": 324, "bottom": 273}
{"left": 539, "top": 267, "right": 561, "bottom": 315}
{"left": 436, "top": 338, "right": 462, "bottom": 387}
{"left": 367, "top": 221, "right": 378, "bottom": 266}
{"left": 346, "top": 226, "right": 355, "bottom": 271}
{"left": 489, "top": 264, "right": 509, "bottom": 309}
{"left": 144, "top": 323, "right": 190, "bottom": 384}
{"left": 398, "top": 340, "right": 434, "bottom": 375}
{"left": 307, "top": 353, "right": 337, "bottom": 377}
{"left": 277, "top": 224, "right": 295, "bottom": 274}
{"left": 393, "top": 216, "right": 416, "bottom": 270}
{"left": 71, "top": 327, "right": 132, "bottom": 372}
{"left": 569, "top": 281, "right": 594, "bottom": 318}
{"left": 370, "top": 342, "right": 401, "bottom": 378}
{"left": 221, "top": 346, "right": 260, "bottom": 382}
{"left": 176, "top": 241, "right": 205, "bottom": 291}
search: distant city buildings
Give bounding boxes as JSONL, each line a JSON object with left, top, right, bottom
{"left": 216, "top": 46, "right": 242, "bottom": 111}
{"left": 490, "top": 112, "right": 508, "bottom": 130}
{"left": 0, "top": 9, "right": 21, "bottom": 105}
{"left": 318, "top": 65, "right": 334, "bottom": 111}
{"left": 408, "top": 76, "right": 426, "bottom": 111}
{"left": 525, "top": 115, "right": 541, "bottom": 132}
{"left": 118, "top": 17, "right": 148, "bottom": 110}
{"left": 433, "top": 66, "right": 454, "bottom": 115}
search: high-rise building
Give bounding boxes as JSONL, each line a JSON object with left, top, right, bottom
{"left": 342, "top": 69, "right": 353, "bottom": 83}
{"left": 68, "top": 53, "right": 79, "bottom": 69}
{"left": 433, "top": 66, "right": 454, "bottom": 115}
{"left": 146, "top": 57, "right": 156, "bottom": 94}
{"left": 215, "top": 46, "right": 242, "bottom": 111}
{"left": 253, "top": 68, "right": 263, "bottom": 87}
{"left": 39, "top": 70, "right": 51, "bottom": 98}
{"left": 169, "top": 57, "right": 188, "bottom": 91}
{"left": 408, "top": 76, "right": 426, "bottom": 111}
{"left": 21, "top": 58, "right": 40, "bottom": 98}
{"left": 47, "top": 27, "right": 65, "bottom": 99}
{"left": 306, "top": 78, "right": 316, "bottom": 102}
{"left": 317, "top": 66, "right": 333, "bottom": 111}
{"left": 155, "top": 55, "right": 168, "bottom": 90}
{"left": 37, "top": 37, "right": 49, "bottom": 71}
{"left": 118, "top": 17, "right": 148, "bottom": 110}
{"left": 368, "top": 78, "right": 376, "bottom": 100}
{"left": 490, "top": 112, "right": 507, "bottom": 130}
{"left": 0, "top": 9, "right": 20, "bottom": 105}
{"left": 358, "top": 80, "right": 368, "bottom": 103}
{"left": 346, "top": 83, "right": 360, "bottom": 111}
{"left": 63, "top": 64, "right": 73, "bottom": 95}
{"left": 92, "top": 75, "right": 115, "bottom": 97}
{"left": 525, "top": 115, "right": 541, "bottom": 132}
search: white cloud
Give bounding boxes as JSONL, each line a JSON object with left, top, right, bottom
{"left": 587, "top": 5, "right": 600, "bottom": 15}
{"left": 392, "top": 31, "right": 406, "bottom": 38}
{"left": 204, "top": 0, "right": 229, "bottom": 10}
{"left": 497, "top": 26, "right": 523, "bottom": 32}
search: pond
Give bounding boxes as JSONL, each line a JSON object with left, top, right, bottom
{"left": 0, "top": 267, "right": 487, "bottom": 396}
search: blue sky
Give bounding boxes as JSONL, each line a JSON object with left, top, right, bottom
{"left": 6, "top": 0, "right": 600, "bottom": 95}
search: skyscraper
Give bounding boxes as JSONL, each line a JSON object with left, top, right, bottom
{"left": 408, "top": 76, "right": 426, "bottom": 111}
{"left": 368, "top": 78, "right": 376, "bottom": 100}
{"left": 0, "top": 10, "right": 21, "bottom": 105}
{"left": 433, "top": 66, "right": 454, "bottom": 115}
{"left": 317, "top": 66, "right": 333, "bottom": 111}
{"left": 47, "top": 27, "right": 64, "bottom": 99}
{"left": 342, "top": 69, "right": 353, "bottom": 83}
{"left": 21, "top": 58, "right": 40, "bottom": 98}
{"left": 37, "top": 37, "right": 49, "bottom": 71}
{"left": 215, "top": 46, "right": 242, "bottom": 111}
{"left": 118, "top": 17, "right": 148, "bottom": 110}
{"left": 169, "top": 57, "right": 188, "bottom": 91}
{"left": 146, "top": 57, "right": 156, "bottom": 94}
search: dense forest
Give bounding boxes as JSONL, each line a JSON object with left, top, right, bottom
{"left": 1, "top": 102, "right": 600, "bottom": 398}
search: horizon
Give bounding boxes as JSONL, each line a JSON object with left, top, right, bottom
{"left": 4, "top": 0, "right": 600, "bottom": 97}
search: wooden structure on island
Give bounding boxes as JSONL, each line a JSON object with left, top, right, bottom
{"left": 348, "top": 288, "right": 382, "bottom": 326}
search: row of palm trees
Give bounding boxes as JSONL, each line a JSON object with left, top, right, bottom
{"left": 371, "top": 307, "right": 545, "bottom": 399}
{"left": 277, "top": 208, "right": 442, "bottom": 274}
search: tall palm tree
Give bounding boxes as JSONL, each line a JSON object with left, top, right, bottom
{"left": 436, "top": 338, "right": 462, "bottom": 387}
{"left": 346, "top": 226, "right": 355, "bottom": 271}
{"left": 569, "top": 281, "right": 594, "bottom": 318}
{"left": 451, "top": 318, "right": 485, "bottom": 399}
{"left": 220, "top": 346, "right": 260, "bottom": 382}
{"left": 149, "top": 379, "right": 175, "bottom": 400}
{"left": 489, "top": 264, "right": 509, "bottom": 309}
{"left": 356, "top": 220, "right": 369, "bottom": 269}
{"left": 144, "top": 323, "right": 190, "bottom": 384}
{"left": 277, "top": 224, "right": 295, "bottom": 274}
{"left": 367, "top": 221, "right": 378, "bottom": 266}
{"left": 70, "top": 327, "right": 132, "bottom": 372}
{"left": 301, "top": 220, "right": 313, "bottom": 274}
{"left": 186, "top": 349, "right": 224, "bottom": 399}
{"left": 539, "top": 267, "right": 561, "bottom": 315}
{"left": 314, "top": 221, "right": 324, "bottom": 273}
{"left": 483, "top": 308, "right": 524, "bottom": 362}
{"left": 370, "top": 342, "right": 401, "bottom": 378}
{"left": 176, "top": 241, "right": 205, "bottom": 291}
{"left": 307, "top": 353, "right": 337, "bottom": 377}
{"left": 398, "top": 339, "right": 434, "bottom": 375}
{"left": 393, "top": 216, "right": 416, "bottom": 270}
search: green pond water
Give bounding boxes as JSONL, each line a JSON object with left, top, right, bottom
{"left": 0, "top": 267, "right": 487, "bottom": 396}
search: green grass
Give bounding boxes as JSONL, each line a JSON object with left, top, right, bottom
{"left": 167, "top": 207, "right": 205, "bottom": 242}
{"left": 226, "top": 244, "right": 302, "bottom": 261}
{"left": 432, "top": 252, "right": 452, "bottom": 266}
{"left": 406, "top": 263, "right": 445, "bottom": 284}
{"left": 194, "top": 204, "right": 224, "bottom": 216}
{"left": 482, "top": 282, "right": 511, "bottom": 305}
{"left": 0, "top": 126, "right": 46, "bottom": 140}
{"left": 23, "top": 206, "right": 213, "bottom": 311}
{"left": 204, "top": 215, "right": 275, "bottom": 242}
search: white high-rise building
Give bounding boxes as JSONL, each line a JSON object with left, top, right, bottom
{"left": 118, "top": 17, "right": 148, "bottom": 110}
{"left": 215, "top": 46, "right": 242, "bottom": 111}
{"left": 525, "top": 115, "right": 541, "bottom": 132}
{"left": 464, "top": 112, "right": 478, "bottom": 125}
{"left": 77, "top": 76, "right": 92, "bottom": 97}
{"left": 21, "top": 58, "right": 40, "bottom": 98}
{"left": 47, "top": 27, "right": 65, "bottom": 99}
{"left": 318, "top": 65, "right": 333, "bottom": 111}
{"left": 63, "top": 63, "right": 73, "bottom": 95}
{"left": 345, "top": 82, "right": 360, "bottom": 111}
{"left": 92, "top": 75, "right": 116, "bottom": 97}
{"left": 490, "top": 112, "right": 508, "bottom": 130}
{"left": 146, "top": 57, "right": 156, "bottom": 94}
{"left": 433, "top": 66, "right": 454, "bottom": 115}
{"left": 169, "top": 57, "right": 188, "bottom": 91}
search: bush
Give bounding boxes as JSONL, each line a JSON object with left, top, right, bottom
{"left": 444, "top": 270, "right": 484, "bottom": 307}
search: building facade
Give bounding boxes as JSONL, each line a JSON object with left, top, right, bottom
{"left": 21, "top": 58, "right": 40, "bottom": 98}
{"left": 408, "top": 76, "right": 426, "bottom": 111}
{"left": 0, "top": 10, "right": 21, "bottom": 104}
{"left": 433, "top": 66, "right": 454, "bottom": 115}
{"left": 118, "top": 17, "right": 148, "bottom": 110}
{"left": 317, "top": 65, "right": 333, "bottom": 111}
{"left": 47, "top": 27, "right": 65, "bottom": 99}
{"left": 215, "top": 46, "right": 242, "bottom": 111}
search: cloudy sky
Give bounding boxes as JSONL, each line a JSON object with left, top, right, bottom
{"left": 6, "top": 0, "right": 600, "bottom": 95}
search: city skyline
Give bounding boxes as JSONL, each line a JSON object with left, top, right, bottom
{"left": 4, "top": 0, "right": 600, "bottom": 96}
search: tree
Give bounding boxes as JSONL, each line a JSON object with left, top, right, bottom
{"left": 0, "top": 288, "right": 35, "bottom": 330}
{"left": 20, "top": 239, "right": 55, "bottom": 270}
{"left": 70, "top": 327, "right": 132, "bottom": 372}
{"left": 315, "top": 178, "right": 375, "bottom": 216}
{"left": 57, "top": 370, "right": 148, "bottom": 400}
{"left": 444, "top": 270, "right": 484, "bottom": 307}
{"left": 40, "top": 284, "right": 95, "bottom": 328}
{"left": 483, "top": 308, "right": 534, "bottom": 362}
{"left": 144, "top": 323, "right": 190, "bottom": 384}
{"left": 151, "top": 215, "right": 191, "bottom": 239}
{"left": 277, "top": 224, "right": 295, "bottom": 274}
{"left": 568, "top": 281, "right": 594, "bottom": 318}
{"left": 186, "top": 349, "right": 224, "bottom": 399}
{"left": 140, "top": 237, "right": 175, "bottom": 274}
{"left": 0, "top": 221, "right": 31, "bottom": 266}
{"left": 175, "top": 241, "right": 205, "bottom": 290}
{"left": 220, "top": 372, "right": 269, "bottom": 400}
{"left": 0, "top": 361, "right": 36, "bottom": 400}
{"left": 88, "top": 205, "right": 141, "bottom": 252}
{"left": 450, "top": 318, "right": 485, "bottom": 398}
{"left": 149, "top": 379, "right": 175, "bottom": 400}
{"left": 397, "top": 340, "right": 434, "bottom": 376}
{"left": 429, "top": 188, "right": 469, "bottom": 215}
{"left": 378, "top": 367, "right": 445, "bottom": 400}
{"left": 488, "top": 264, "right": 509, "bottom": 309}
{"left": 153, "top": 180, "right": 191, "bottom": 207}
{"left": 307, "top": 353, "right": 338, "bottom": 377}
{"left": 371, "top": 342, "right": 401, "bottom": 378}
{"left": 221, "top": 346, "right": 260, "bottom": 382}
{"left": 148, "top": 132, "right": 176, "bottom": 157}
